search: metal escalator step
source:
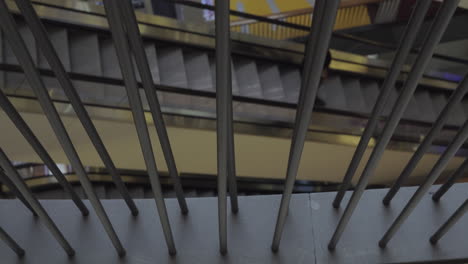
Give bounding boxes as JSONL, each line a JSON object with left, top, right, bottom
{"left": 318, "top": 76, "right": 347, "bottom": 112}
{"left": 144, "top": 43, "right": 161, "bottom": 85}
{"left": 279, "top": 66, "right": 301, "bottom": 104}
{"left": 209, "top": 56, "right": 240, "bottom": 96}
{"left": 4, "top": 22, "right": 37, "bottom": 65}
{"left": 233, "top": 57, "right": 263, "bottom": 99}
{"left": 133, "top": 44, "right": 161, "bottom": 86}
{"left": 341, "top": 78, "right": 367, "bottom": 114}
{"left": 38, "top": 26, "right": 70, "bottom": 70}
{"left": 69, "top": 31, "right": 105, "bottom": 104}
{"left": 382, "top": 85, "right": 399, "bottom": 117}
{"left": 258, "top": 63, "right": 285, "bottom": 101}
{"left": 360, "top": 80, "right": 380, "bottom": 113}
{"left": 447, "top": 98, "right": 466, "bottom": 127}
{"left": 414, "top": 90, "right": 436, "bottom": 123}
{"left": 430, "top": 92, "right": 446, "bottom": 117}
{"left": 138, "top": 43, "right": 163, "bottom": 108}
{"left": 69, "top": 31, "right": 101, "bottom": 75}
{"left": 184, "top": 50, "right": 216, "bottom": 113}
{"left": 403, "top": 92, "right": 421, "bottom": 122}
{"left": 157, "top": 46, "right": 190, "bottom": 108}
{"left": 210, "top": 55, "right": 242, "bottom": 118}
{"left": 432, "top": 92, "right": 465, "bottom": 126}
{"left": 99, "top": 38, "right": 121, "bottom": 79}
{"left": 184, "top": 51, "right": 213, "bottom": 91}
{"left": 38, "top": 26, "right": 71, "bottom": 100}
{"left": 4, "top": 23, "right": 37, "bottom": 95}
{"left": 97, "top": 37, "right": 126, "bottom": 106}
{"left": 139, "top": 89, "right": 150, "bottom": 111}
{"left": 157, "top": 47, "right": 188, "bottom": 88}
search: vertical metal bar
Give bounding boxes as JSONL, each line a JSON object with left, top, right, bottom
{"left": 221, "top": 1, "right": 239, "bottom": 214}
{"left": 333, "top": 0, "right": 432, "bottom": 208}
{"left": 14, "top": 0, "right": 138, "bottom": 216}
{"left": 0, "top": 148, "right": 74, "bottom": 256}
{"left": 383, "top": 75, "right": 468, "bottom": 205}
{"left": 0, "top": 1, "right": 126, "bottom": 256}
{"left": 0, "top": 226, "right": 25, "bottom": 257}
{"left": 432, "top": 158, "right": 468, "bottom": 201}
{"left": 227, "top": 117, "right": 239, "bottom": 214}
{"left": 115, "top": 0, "right": 188, "bottom": 215}
{"left": 103, "top": 0, "right": 176, "bottom": 255}
{"left": 215, "top": 0, "right": 230, "bottom": 254}
{"left": 0, "top": 168, "right": 36, "bottom": 216}
{"left": 0, "top": 89, "right": 89, "bottom": 216}
{"left": 271, "top": 0, "right": 339, "bottom": 252}
{"left": 379, "top": 119, "right": 468, "bottom": 248}
{"left": 430, "top": 199, "right": 468, "bottom": 244}
{"left": 328, "top": 0, "right": 460, "bottom": 250}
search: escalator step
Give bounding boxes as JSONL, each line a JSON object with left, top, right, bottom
{"left": 39, "top": 26, "right": 70, "bottom": 100}
{"left": 157, "top": 46, "right": 190, "bottom": 108}
{"left": 38, "top": 26, "right": 70, "bottom": 70}
{"left": 447, "top": 98, "right": 466, "bottom": 127}
{"left": 318, "top": 76, "right": 347, "bottom": 111}
{"left": 184, "top": 50, "right": 215, "bottom": 112}
{"left": 69, "top": 31, "right": 101, "bottom": 75}
{"left": 69, "top": 31, "right": 105, "bottom": 103}
{"left": 341, "top": 78, "right": 367, "bottom": 114}
{"left": 430, "top": 92, "right": 447, "bottom": 118}
{"left": 98, "top": 37, "right": 128, "bottom": 106}
{"left": 157, "top": 46, "right": 188, "bottom": 88}
{"left": 99, "top": 37, "right": 121, "bottom": 79}
{"left": 382, "top": 85, "right": 399, "bottom": 117}
{"left": 403, "top": 92, "right": 421, "bottom": 122}
{"left": 144, "top": 43, "right": 161, "bottom": 85}
{"left": 360, "top": 80, "right": 380, "bottom": 113}
{"left": 258, "top": 63, "right": 285, "bottom": 101}
{"left": 279, "top": 65, "right": 301, "bottom": 104}
{"left": 414, "top": 90, "right": 436, "bottom": 123}
{"left": 233, "top": 57, "right": 263, "bottom": 99}
{"left": 4, "top": 22, "right": 37, "bottom": 95}
{"left": 184, "top": 50, "right": 213, "bottom": 91}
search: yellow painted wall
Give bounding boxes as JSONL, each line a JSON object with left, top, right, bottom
{"left": 0, "top": 110, "right": 463, "bottom": 186}
{"left": 229, "top": 0, "right": 313, "bottom": 15}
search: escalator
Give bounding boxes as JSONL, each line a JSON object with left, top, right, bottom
{"left": 1, "top": 1, "right": 466, "bottom": 126}
{"left": 1, "top": 0, "right": 467, "bottom": 187}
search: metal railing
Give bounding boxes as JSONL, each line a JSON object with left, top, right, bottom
{"left": 230, "top": 3, "right": 372, "bottom": 40}
{"left": 172, "top": 0, "right": 468, "bottom": 69}
{"left": 0, "top": 0, "right": 467, "bottom": 260}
